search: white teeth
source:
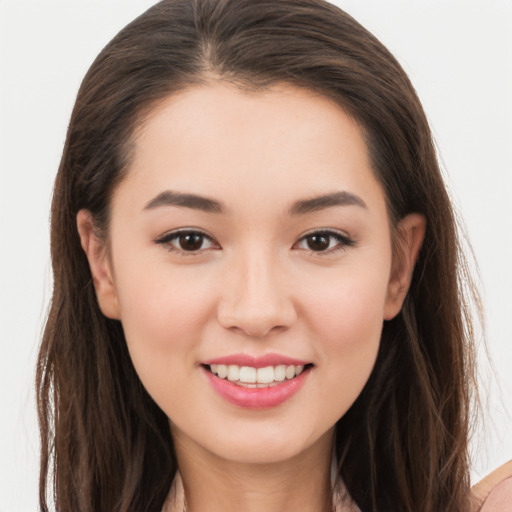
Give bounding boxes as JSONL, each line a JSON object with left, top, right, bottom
{"left": 236, "top": 382, "right": 279, "bottom": 388}
{"left": 217, "top": 364, "right": 228, "bottom": 379}
{"left": 227, "top": 365, "right": 239, "bottom": 382}
{"left": 239, "top": 366, "right": 257, "bottom": 383}
{"left": 256, "top": 366, "right": 275, "bottom": 384}
{"left": 274, "top": 365, "right": 286, "bottom": 382}
{"left": 285, "top": 365, "right": 296, "bottom": 380}
{"left": 208, "top": 363, "right": 308, "bottom": 384}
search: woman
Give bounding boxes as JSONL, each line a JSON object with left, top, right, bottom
{"left": 36, "top": 0, "right": 511, "bottom": 510}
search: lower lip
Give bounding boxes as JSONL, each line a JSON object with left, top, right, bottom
{"left": 203, "top": 366, "right": 311, "bottom": 409}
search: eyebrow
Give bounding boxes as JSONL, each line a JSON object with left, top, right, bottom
{"left": 288, "top": 191, "right": 367, "bottom": 215}
{"left": 143, "top": 189, "right": 366, "bottom": 216}
{"left": 143, "top": 191, "right": 225, "bottom": 213}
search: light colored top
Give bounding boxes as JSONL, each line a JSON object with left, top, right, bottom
{"left": 473, "top": 460, "right": 512, "bottom": 511}
{"left": 162, "top": 460, "right": 512, "bottom": 512}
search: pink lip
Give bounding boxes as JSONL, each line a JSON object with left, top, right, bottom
{"left": 202, "top": 353, "right": 310, "bottom": 368}
{"left": 202, "top": 364, "right": 312, "bottom": 409}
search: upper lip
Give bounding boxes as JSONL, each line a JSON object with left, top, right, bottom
{"left": 202, "top": 353, "right": 311, "bottom": 368}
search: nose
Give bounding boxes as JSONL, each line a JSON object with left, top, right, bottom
{"left": 217, "top": 250, "right": 297, "bottom": 338}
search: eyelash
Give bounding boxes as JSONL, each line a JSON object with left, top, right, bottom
{"left": 154, "top": 229, "right": 355, "bottom": 255}
{"left": 154, "top": 229, "right": 219, "bottom": 255}
{"left": 294, "top": 229, "right": 356, "bottom": 253}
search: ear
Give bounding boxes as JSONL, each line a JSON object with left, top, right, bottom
{"left": 76, "top": 209, "right": 121, "bottom": 319}
{"left": 384, "top": 213, "right": 426, "bottom": 320}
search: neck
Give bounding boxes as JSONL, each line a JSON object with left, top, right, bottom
{"left": 172, "top": 428, "right": 334, "bottom": 512}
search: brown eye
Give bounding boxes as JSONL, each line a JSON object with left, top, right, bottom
{"left": 178, "top": 233, "right": 205, "bottom": 251}
{"left": 295, "top": 230, "right": 354, "bottom": 253}
{"left": 155, "top": 230, "right": 218, "bottom": 253}
{"left": 306, "top": 234, "right": 330, "bottom": 251}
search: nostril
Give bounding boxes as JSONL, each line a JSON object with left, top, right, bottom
{"left": 216, "top": 278, "right": 297, "bottom": 336}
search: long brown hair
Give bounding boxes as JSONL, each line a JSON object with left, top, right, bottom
{"left": 37, "top": 1, "right": 480, "bottom": 510}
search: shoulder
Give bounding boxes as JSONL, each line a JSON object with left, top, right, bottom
{"left": 471, "top": 460, "right": 512, "bottom": 511}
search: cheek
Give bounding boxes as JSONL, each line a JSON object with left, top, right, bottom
{"left": 113, "top": 261, "right": 213, "bottom": 389}
{"left": 305, "top": 264, "right": 390, "bottom": 346}
{"left": 303, "top": 268, "right": 390, "bottom": 416}
{"left": 323, "top": 286, "right": 385, "bottom": 347}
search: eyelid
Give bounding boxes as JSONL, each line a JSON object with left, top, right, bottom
{"left": 153, "top": 227, "right": 355, "bottom": 255}
{"left": 294, "top": 228, "right": 355, "bottom": 253}
{"left": 154, "top": 228, "right": 220, "bottom": 254}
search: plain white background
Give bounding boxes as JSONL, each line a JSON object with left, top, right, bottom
{"left": 0, "top": 1, "right": 511, "bottom": 510}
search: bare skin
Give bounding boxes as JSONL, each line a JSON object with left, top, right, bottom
{"left": 172, "top": 427, "right": 334, "bottom": 512}
{"left": 78, "top": 83, "right": 425, "bottom": 512}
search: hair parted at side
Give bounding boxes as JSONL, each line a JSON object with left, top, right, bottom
{"left": 37, "top": 1, "right": 481, "bottom": 511}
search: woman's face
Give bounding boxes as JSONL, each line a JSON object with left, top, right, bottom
{"left": 81, "top": 83, "right": 417, "bottom": 465}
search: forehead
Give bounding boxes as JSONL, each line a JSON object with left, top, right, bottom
{"left": 115, "top": 82, "right": 386, "bottom": 218}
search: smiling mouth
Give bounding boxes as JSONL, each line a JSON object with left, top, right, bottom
{"left": 203, "top": 363, "right": 314, "bottom": 388}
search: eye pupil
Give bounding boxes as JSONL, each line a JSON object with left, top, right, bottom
{"left": 307, "top": 234, "right": 330, "bottom": 251}
{"left": 179, "top": 233, "right": 203, "bottom": 251}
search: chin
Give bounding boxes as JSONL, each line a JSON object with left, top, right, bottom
{"left": 215, "top": 441, "right": 301, "bottom": 465}
{"left": 191, "top": 421, "right": 334, "bottom": 466}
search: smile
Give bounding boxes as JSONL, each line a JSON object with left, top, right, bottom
{"left": 201, "top": 357, "right": 313, "bottom": 409}
{"left": 207, "top": 364, "right": 308, "bottom": 387}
